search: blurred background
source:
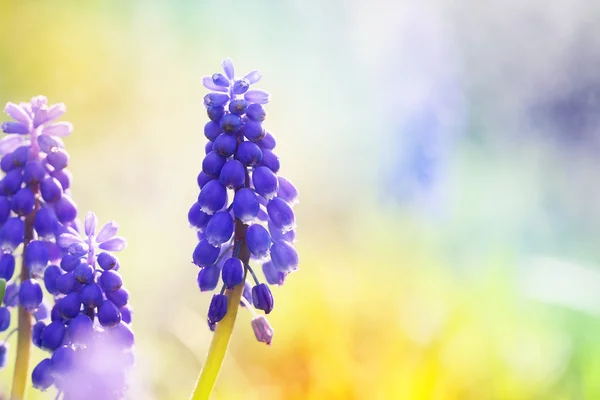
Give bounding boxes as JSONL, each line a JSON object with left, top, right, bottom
{"left": 2, "top": 0, "right": 600, "bottom": 398}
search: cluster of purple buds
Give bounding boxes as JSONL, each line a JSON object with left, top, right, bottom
{"left": 0, "top": 97, "right": 134, "bottom": 399}
{"left": 189, "top": 59, "right": 299, "bottom": 344}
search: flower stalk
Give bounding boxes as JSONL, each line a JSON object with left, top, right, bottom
{"left": 191, "top": 220, "right": 249, "bottom": 400}
{"left": 10, "top": 195, "right": 37, "bottom": 400}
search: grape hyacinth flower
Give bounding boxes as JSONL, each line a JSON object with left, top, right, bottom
{"left": 0, "top": 96, "right": 134, "bottom": 399}
{"left": 28, "top": 213, "right": 134, "bottom": 399}
{"left": 189, "top": 59, "right": 299, "bottom": 399}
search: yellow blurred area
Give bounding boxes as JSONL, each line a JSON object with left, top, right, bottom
{"left": 0, "top": 1, "right": 600, "bottom": 399}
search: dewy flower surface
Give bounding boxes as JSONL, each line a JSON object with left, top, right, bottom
{"left": 0, "top": 96, "right": 134, "bottom": 399}
{"left": 189, "top": 58, "right": 299, "bottom": 340}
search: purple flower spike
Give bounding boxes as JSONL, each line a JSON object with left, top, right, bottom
{"left": 208, "top": 294, "right": 228, "bottom": 324}
{"left": 251, "top": 315, "right": 274, "bottom": 345}
{"left": 191, "top": 59, "right": 298, "bottom": 338}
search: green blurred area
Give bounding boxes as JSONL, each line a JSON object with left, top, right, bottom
{"left": 2, "top": 1, "right": 600, "bottom": 399}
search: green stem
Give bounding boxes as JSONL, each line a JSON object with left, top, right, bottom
{"left": 10, "top": 198, "right": 37, "bottom": 400}
{"left": 190, "top": 219, "right": 249, "bottom": 400}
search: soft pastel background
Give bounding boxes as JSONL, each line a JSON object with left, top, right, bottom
{"left": 1, "top": 0, "right": 600, "bottom": 399}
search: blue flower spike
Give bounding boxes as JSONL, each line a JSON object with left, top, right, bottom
{"left": 190, "top": 59, "right": 299, "bottom": 399}
{"left": 0, "top": 96, "right": 135, "bottom": 399}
